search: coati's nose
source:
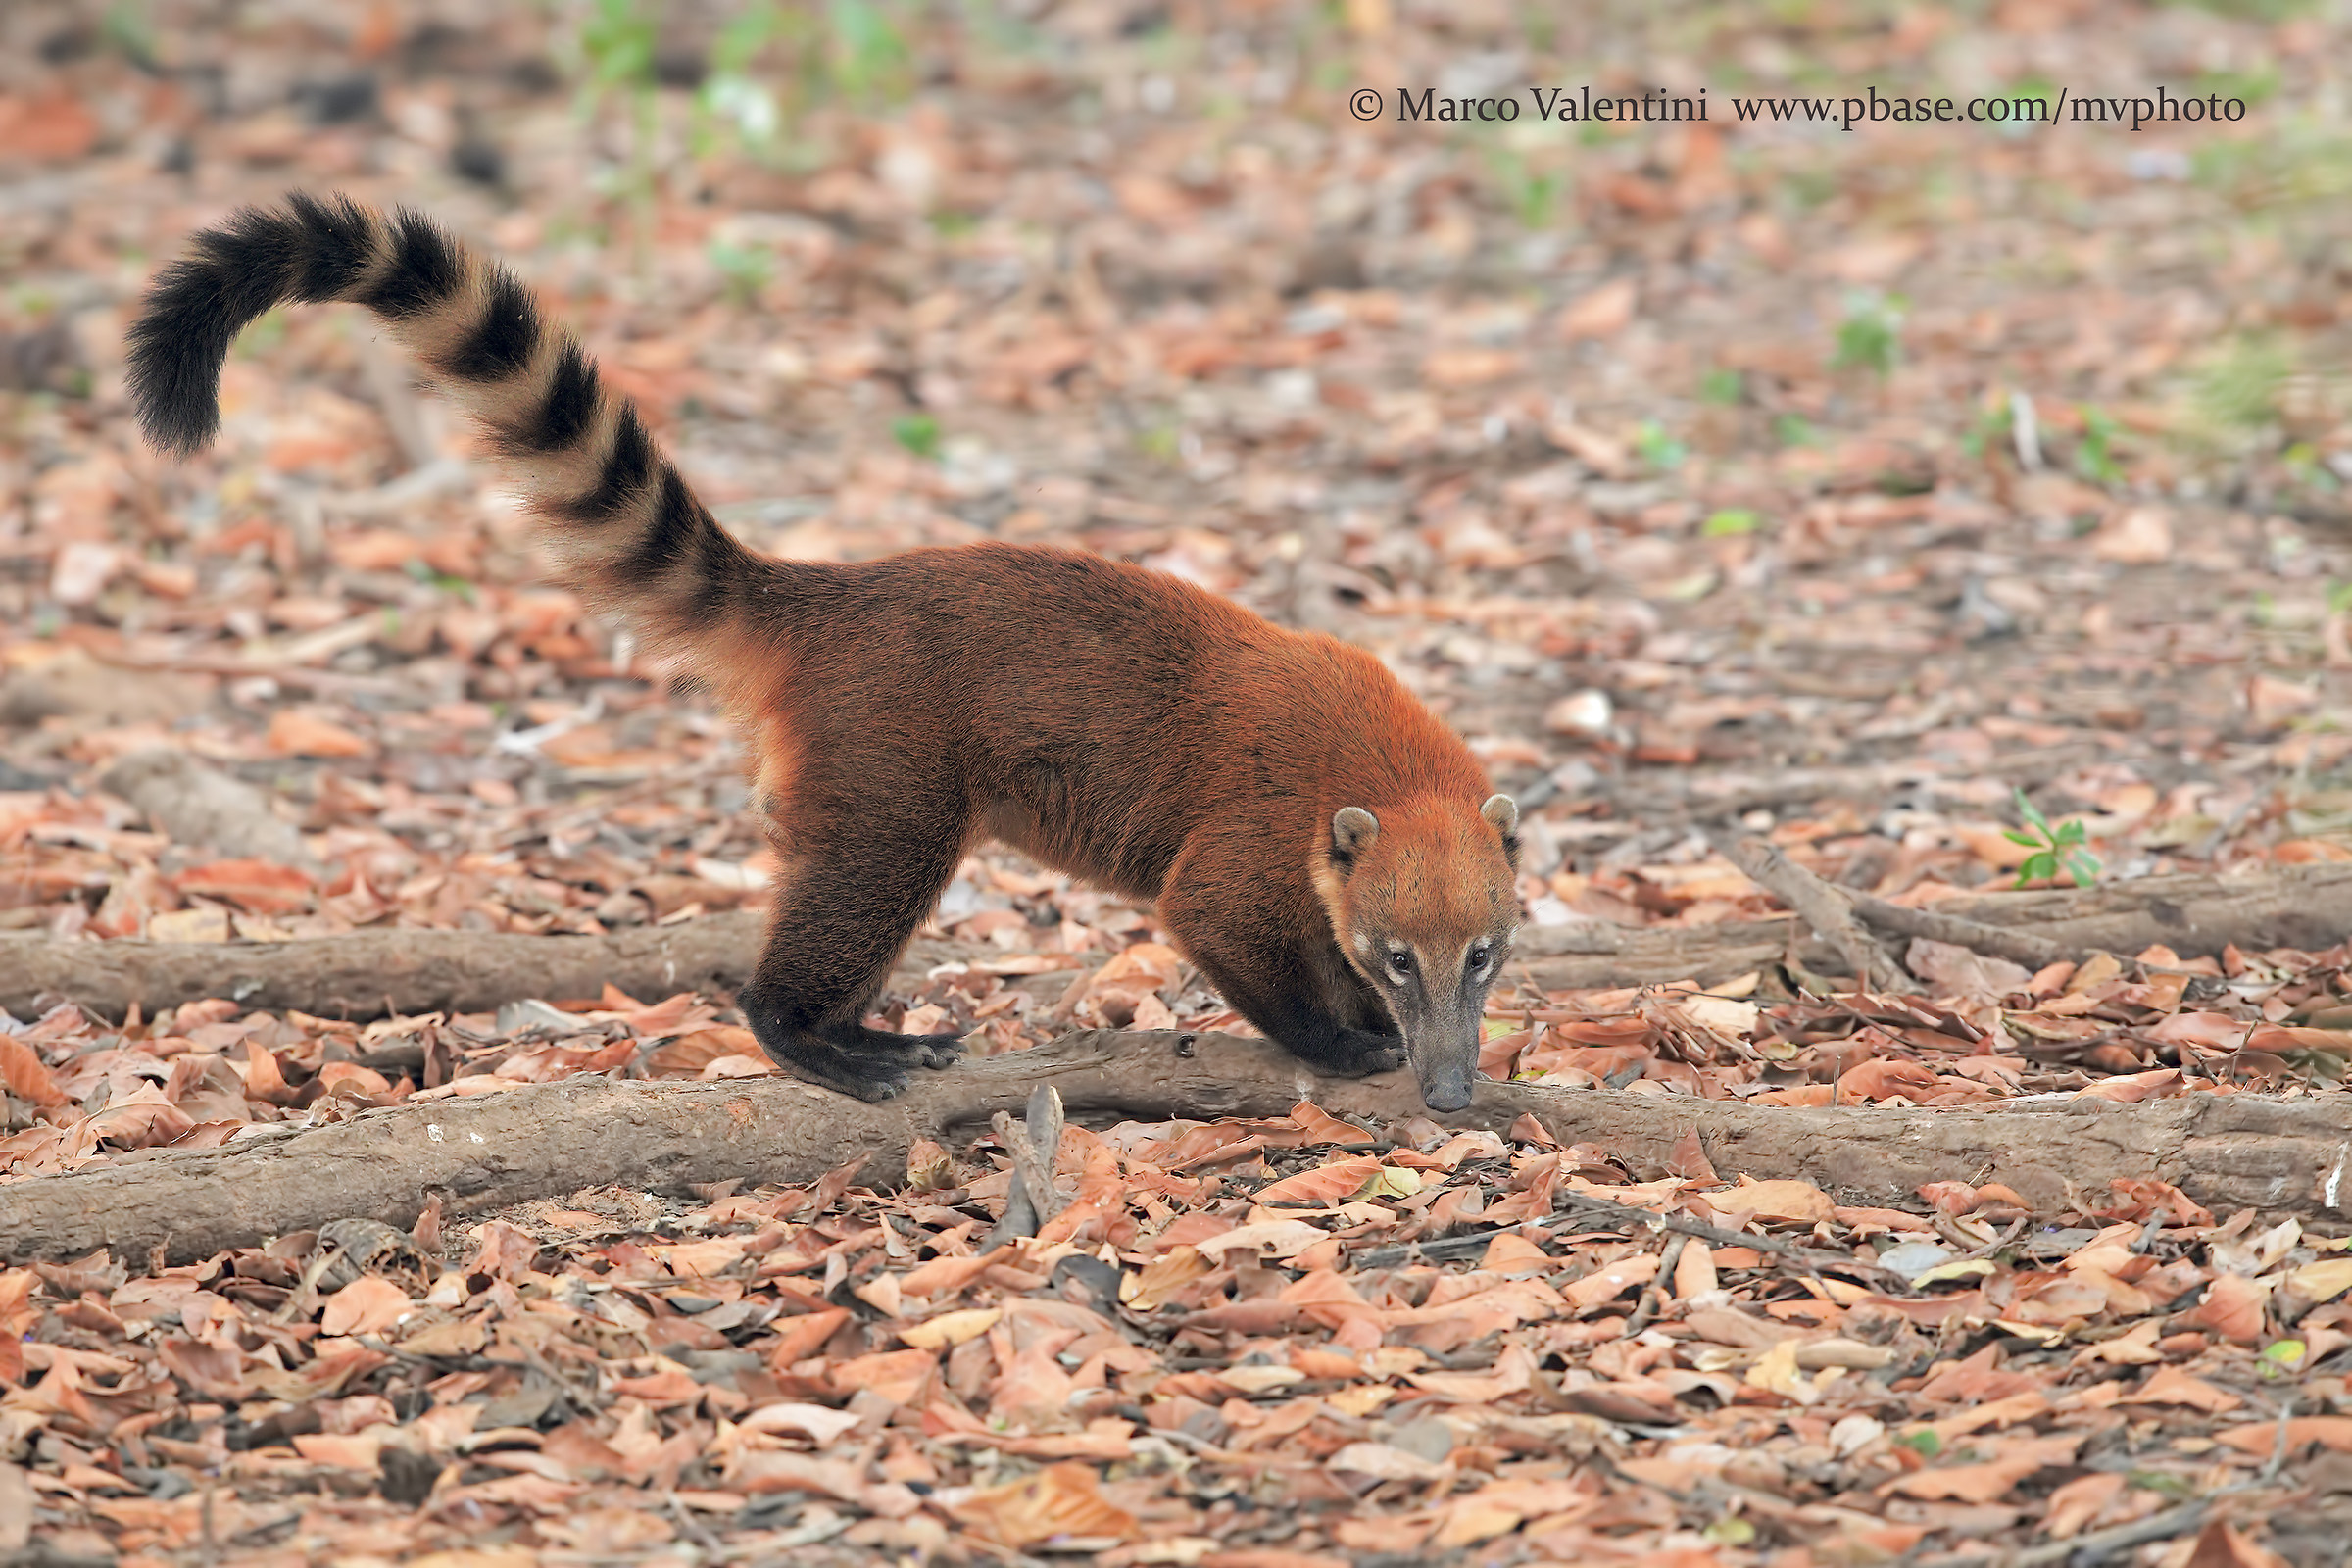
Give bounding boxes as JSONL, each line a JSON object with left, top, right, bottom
{"left": 1419, "top": 1071, "right": 1474, "bottom": 1113}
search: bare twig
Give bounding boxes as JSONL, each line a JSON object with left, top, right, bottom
{"left": 1624, "top": 1233, "right": 1688, "bottom": 1335}
{"left": 2008, "top": 1498, "right": 2212, "bottom": 1566}
{"left": 1729, "top": 836, "right": 1912, "bottom": 994}
{"left": 982, "top": 1084, "right": 1067, "bottom": 1250}
{"left": 1354, "top": 1189, "right": 1910, "bottom": 1286}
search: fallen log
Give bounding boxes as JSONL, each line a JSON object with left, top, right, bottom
{"left": 1519, "top": 862, "right": 2352, "bottom": 984}
{"left": 0, "top": 913, "right": 996, "bottom": 1023}
{"left": 6, "top": 863, "right": 2350, "bottom": 1023}
{"left": 3, "top": 1030, "right": 2346, "bottom": 1264}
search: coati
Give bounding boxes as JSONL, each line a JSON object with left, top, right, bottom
{"left": 125, "top": 193, "right": 1523, "bottom": 1111}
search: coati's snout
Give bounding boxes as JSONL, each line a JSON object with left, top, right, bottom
{"left": 1321, "top": 793, "right": 1522, "bottom": 1113}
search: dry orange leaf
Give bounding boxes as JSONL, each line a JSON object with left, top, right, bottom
{"left": 949, "top": 1460, "right": 1137, "bottom": 1548}
{"left": 1885, "top": 1435, "right": 2080, "bottom": 1503}
{"left": 267, "top": 709, "right": 372, "bottom": 758}
{"left": 1563, "top": 1253, "right": 1660, "bottom": 1312}
{"left": 0, "top": 1037, "right": 68, "bottom": 1109}
{"left": 2179, "top": 1273, "right": 2269, "bottom": 1345}
{"left": 2118, "top": 1364, "right": 2241, "bottom": 1413}
{"left": 1711, "top": 1178, "right": 1834, "bottom": 1223}
{"left": 1557, "top": 278, "right": 1637, "bottom": 340}
{"left": 1252, "top": 1154, "right": 1382, "bottom": 1206}
{"left": 1284, "top": 1100, "right": 1374, "bottom": 1148}
{"left": 2216, "top": 1416, "right": 2352, "bottom": 1455}
{"left": 174, "top": 858, "right": 314, "bottom": 914}
{"left": 319, "top": 1275, "right": 414, "bottom": 1338}
{"left": 2184, "top": 1519, "right": 2290, "bottom": 1568}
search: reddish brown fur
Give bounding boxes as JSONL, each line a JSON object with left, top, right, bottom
{"left": 125, "top": 195, "right": 1524, "bottom": 1106}
{"left": 723, "top": 545, "right": 1521, "bottom": 1104}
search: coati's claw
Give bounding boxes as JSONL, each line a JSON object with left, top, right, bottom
{"left": 844, "top": 1069, "right": 910, "bottom": 1102}
{"left": 907, "top": 1032, "right": 967, "bottom": 1070}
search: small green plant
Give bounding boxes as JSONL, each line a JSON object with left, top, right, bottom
{"left": 2285, "top": 442, "right": 2339, "bottom": 492}
{"left": 709, "top": 239, "right": 771, "bottom": 307}
{"left": 2074, "top": 405, "right": 2122, "bottom": 484}
{"left": 1701, "top": 509, "right": 1759, "bottom": 537}
{"left": 696, "top": 1, "right": 786, "bottom": 154}
{"left": 827, "top": 0, "right": 910, "bottom": 102}
{"left": 577, "top": 0, "right": 661, "bottom": 272}
{"left": 1774, "top": 413, "right": 1819, "bottom": 448}
{"left": 2328, "top": 580, "right": 2352, "bottom": 616}
{"left": 1959, "top": 398, "right": 2007, "bottom": 462}
{"left": 2004, "top": 788, "right": 2102, "bottom": 889}
{"left": 1701, "top": 1517, "right": 1757, "bottom": 1547}
{"left": 1896, "top": 1429, "right": 1941, "bottom": 1459}
{"left": 1699, "top": 368, "right": 1743, "bottom": 406}
{"left": 1137, "top": 423, "right": 1182, "bottom": 463}
{"left": 891, "top": 414, "right": 941, "bottom": 460}
{"left": 102, "top": 0, "right": 156, "bottom": 66}
{"left": 1834, "top": 292, "right": 1905, "bottom": 378}
{"left": 1636, "top": 419, "right": 1687, "bottom": 472}
{"left": 1486, "top": 148, "right": 1561, "bottom": 230}
{"left": 2193, "top": 335, "right": 2291, "bottom": 433}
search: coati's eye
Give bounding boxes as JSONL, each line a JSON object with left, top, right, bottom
{"left": 1386, "top": 947, "right": 1413, "bottom": 979}
{"left": 1468, "top": 944, "right": 1491, "bottom": 975}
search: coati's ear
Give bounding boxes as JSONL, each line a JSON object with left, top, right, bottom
{"left": 1330, "top": 807, "right": 1379, "bottom": 871}
{"left": 1481, "top": 794, "right": 1518, "bottom": 836}
{"left": 1481, "top": 793, "right": 1520, "bottom": 867}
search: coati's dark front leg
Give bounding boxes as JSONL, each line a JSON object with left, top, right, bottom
{"left": 1183, "top": 941, "right": 1404, "bottom": 1076}
{"left": 738, "top": 803, "right": 971, "bottom": 1102}
{"left": 1158, "top": 860, "right": 1405, "bottom": 1078}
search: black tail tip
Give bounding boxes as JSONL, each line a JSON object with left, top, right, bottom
{"left": 123, "top": 192, "right": 380, "bottom": 460}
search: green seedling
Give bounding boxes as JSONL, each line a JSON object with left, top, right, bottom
{"left": 1834, "top": 292, "right": 1905, "bottom": 378}
{"left": 2075, "top": 405, "right": 2122, "bottom": 484}
{"left": 892, "top": 414, "right": 942, "bottom": 460}
{"left": 1702, "top": 509, "right": 1759, "bottom": 537}
{"left": 709, "top": 240, "right": 771, "bottom": 307}
{"left": 1636, "top": 419, "right": 1687, "bottom": 473}
{"left": 1699, "top": 368, "right": 1743, "bottom": 406}
{"left": 2004, "top": 787, "right": 2101, "bottom": 889}
{"left": 2193, "top": 335, "right": 2290, "bottom": 433}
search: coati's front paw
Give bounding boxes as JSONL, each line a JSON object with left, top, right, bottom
{"left": 785, "top": 1040, "right": 915, "bottom": 1101}
{"left": 747, "top": 1022, "right": 965, "bottom": 1102}
{"left": 1306, "top": 1028, "right": 1408, "bottom": 1077}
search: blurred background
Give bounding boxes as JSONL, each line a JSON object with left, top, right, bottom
{"left": 2, "top": 0, "right": 2350, "bottom": 1044}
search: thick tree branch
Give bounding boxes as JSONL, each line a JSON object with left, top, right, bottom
{"left": 4, "top": 1030, "right": 2348, "bottom": 1264}
{"left": 11, "top": 865, "right": 2348, "bottom": 1025}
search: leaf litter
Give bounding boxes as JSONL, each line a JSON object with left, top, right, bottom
{"left": 2, "top": 1102, "right": 2342, "bottom": 1565}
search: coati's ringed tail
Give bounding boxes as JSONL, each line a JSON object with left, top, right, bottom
{"left": 124, "top": 193, "right": 750, "bottom": 648}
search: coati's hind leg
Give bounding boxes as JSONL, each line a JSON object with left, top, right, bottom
{"left": 738, "top": 791, "right": 973, "bottom": 1102}
{"left": 1157, "top": 843, "right": 1405, "bottom": 1077}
